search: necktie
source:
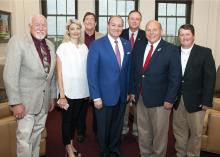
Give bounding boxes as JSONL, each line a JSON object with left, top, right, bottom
{"left": 143, "top": 44, "right": 153, "bottom": 72}
{"left": 130, "top": 33, "right": 135, "bottom": 49}
{"left": 40, "top": 42, "right": 50, "bottom": 73}
{"left": 114, "top": 40, "right": 121, "bottom": 68}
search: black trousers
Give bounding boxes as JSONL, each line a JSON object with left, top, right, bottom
{"left": 95, "top": 101, "right": 126, "bottom": 154}
{"left": 77, "top": 100, "right": 98, "bottom": 136}
{"left": 61, "top": 97, "right": 86, "bottom": 145}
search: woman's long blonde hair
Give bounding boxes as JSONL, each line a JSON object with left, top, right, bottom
{"left": 63, "top": 18, "right": 82, "bottom": 44}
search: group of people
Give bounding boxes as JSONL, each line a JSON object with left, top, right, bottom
{"left": 3, "top": 10, "right": 216, "bottom": 157}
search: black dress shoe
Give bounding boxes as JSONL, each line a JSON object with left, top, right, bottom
{"left": 110, "top": 150, "right": 125, "bottom": 157}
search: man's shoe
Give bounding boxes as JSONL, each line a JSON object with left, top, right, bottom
{"left": 110, "top": 150, "right": 125, "bottom": 157}
{"left": 76, "top": 135, "right": 84, "bottom": 143}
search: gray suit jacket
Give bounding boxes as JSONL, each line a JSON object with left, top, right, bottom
{"left": 3, "top": 33, "right": 57, "bottom": 114}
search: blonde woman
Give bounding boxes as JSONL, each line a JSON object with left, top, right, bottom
{"left": 56, "top": 19, "right": 89, "bottom": 157}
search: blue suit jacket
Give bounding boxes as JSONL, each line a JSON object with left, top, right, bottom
{"left": 87, "top": 35, "right": 131, "bottom": 106}
{"left": 132, "top": 39, "right": 182, "bottom": 107}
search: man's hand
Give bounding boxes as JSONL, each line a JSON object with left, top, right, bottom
{"left": 49, "top": 98, "right": 56, "bottom": 112}
{"left": 11, "top": 103, "right": 25, "bottom": 119}
{"left": 94, "top": 99, "right": 103, "bottom": 109}
{"left": 163, "top": 101, "right": 173, "bottom": 110}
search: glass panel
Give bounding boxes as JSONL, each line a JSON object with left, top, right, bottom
{"left": 109, "top": 0, "right": 116, "bottom": 15}
{"left": 47, "top": 0, "right": 56, "bottom": 14}
{"left": 99, "top": 0, "right": 107, "bottom": 15}
{"left": 167, "top": 3, "right": 176, "bottom": 16}
{"left": 177, "top": 4, "right": 186, "bottom": 16}
{"left": 158, "top": 3, "right": 166, "bottom": 16}
{"left": 158, "top": 17, "right": 166, "bottom": 36}
{"left": 126, "top": 1, "right": 135, "bottom": 15}
{"left": 121, "top": 16, "right": 126, "bottom": 29}
{"left": 117, "top": 1, "right": 126, "bottom": 15}
{"left": 99, "top": 17, "right": 108, "bottom": 35}
{"left": 167, "top": 17, "right": 176, "bottom": 36}
{"left": 57, "top": 16, "right": 66, "bottom": 35}
{"left": 67, "top": 0, "right": 75, "bottom": 14}
{"left": 57, "top": 0, "right": 66, "bottom": 14}
{"left": 47, "top": 16, "right": 56, "bottom": 35}
{"left": 67, "top": 16, "right": 76, "bottom": 21}
{"left": 176, "top": 18, "right": 186, "bottom": 35}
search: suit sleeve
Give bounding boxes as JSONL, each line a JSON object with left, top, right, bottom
{"left": 165, "top": 46, "right": 182, "bottom": 104}
{"left": 87, "top": 42, "right": 101, "bottom": 100}
{"left": 3, "top": 36, "right": 22, "bottom": 105}
{"left": 202, "top": 49, "right": 216, "bottom": 106}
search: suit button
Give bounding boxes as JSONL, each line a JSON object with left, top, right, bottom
{"left": 43, "top": 90, "right": 45, "bottom": 93}
{"left": 142, "top": 75, "right": 145, "bottom": 78}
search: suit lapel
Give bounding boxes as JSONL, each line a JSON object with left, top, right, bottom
{"left": 121, "top": 38, "right": 130, "bottom": 69}
{"left": 103, "top": 36, "right": 120, "bottom": 69}
{"left": 183, "top": 44, "right": 197, "bottom": 77}
{"left": 27, "top": 34, "right": 46, "bottom": 75}
{"left": 146, "top": 40, "right": 164, "bottom": 69}
{"left": 46, "top": 39, "right": 55, "bottom": 78}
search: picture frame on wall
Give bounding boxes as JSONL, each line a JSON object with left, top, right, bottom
{"left": 0, "top": 10, "right": 11, "bottom": 43}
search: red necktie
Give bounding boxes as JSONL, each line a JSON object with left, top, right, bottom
{"left": 114, "top": 40, "right": 121, "bottom": 68}
{"left": 143, "top": 44, "right": 153, "bottom": 72}
{"left": 130, "top": 33, "right": 135, "bottom": 49}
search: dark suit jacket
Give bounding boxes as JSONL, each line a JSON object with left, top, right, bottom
{"left": 87, "top": 35, "right": 131, "bottom": 106}
{"left": 120, "top": 28, "right": 146, "bottom": 93}
{"left": 120, "top": 28, "right": 146, "bottom": 53}
{"left": 174, "top": 44, "right": 216, "bottom": 113}
{"left": 131, "top": 39, "right": 182, "bottom": 107}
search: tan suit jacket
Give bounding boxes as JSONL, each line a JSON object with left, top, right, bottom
{"left": 80, "top": 31, "right": 103, "bottom": 44}
{"left": 3, "top": 33, "right": 56, "bottom": 114}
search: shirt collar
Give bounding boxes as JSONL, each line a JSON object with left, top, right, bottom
{"left": 181, "top": 43, "right": 194, "bottom": 54}
{"left": 147, "top": 38, "right": 161, "bottom": 49}
{"left": 129, "top": 29, "right": 138, "bottom": 37}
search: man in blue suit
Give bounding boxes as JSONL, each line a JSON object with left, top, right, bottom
{"left": 87, "top": 16, "right": 131, "bottom": 157}
{"left": 131, "top": 20, "right": 181, "bottom": 157}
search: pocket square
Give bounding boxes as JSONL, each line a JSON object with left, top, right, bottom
{"left": 126, "top": 52, "right": 131, "bottom": 54}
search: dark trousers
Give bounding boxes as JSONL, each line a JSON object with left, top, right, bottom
{"left": 61, "top": 97, "right": 85, "bottom": 145}
{"left": 77, "top": 100, "right": 98, "bottom": 136}
{"left": 95, "top": 101, "right": 126, "bottom": 154}
{"left": 77, "top": 99, "right": 88, "bottom": 136}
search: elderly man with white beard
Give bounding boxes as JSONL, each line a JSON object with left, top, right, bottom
{"left": 3, "top": 15, "right": 57, "bottom": 157}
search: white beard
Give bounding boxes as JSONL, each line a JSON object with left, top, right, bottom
{"left": 35, "top": 33, "right": 46, "bottom": 40}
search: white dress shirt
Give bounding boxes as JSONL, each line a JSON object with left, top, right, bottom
{"left": 143, "top": 39, "right": 161, "bottom": 67}
{"left": 129, "top": 29, "right": 138, "bottom": 42}
{"left": 181, "top": 44, "right": 194, "bottom": 76}
{"left": 56, "top": 42, "right": 89, "bottom": 99}
{"left": 108, "top": 34, "right": 124, "bottom": 65}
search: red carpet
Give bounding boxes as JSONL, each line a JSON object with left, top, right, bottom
{"left": 45, "top": 106, "right": 220, "bottom": 157}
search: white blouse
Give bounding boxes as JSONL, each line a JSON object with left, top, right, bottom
{"left": 56, "top": 42, "right": 89, "bottom": 99}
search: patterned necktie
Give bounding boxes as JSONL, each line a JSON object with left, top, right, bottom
{"left": 114, "top": 40, "right": 121, "bottom": 68}
{"left": 143, "top": 44, "right": 153, "bottom": 72}
{"left": 40, "top": 42, "right": 50, "bottom": 73}
{"left": 130, "top": 33, "right": 135, "bottom": 49}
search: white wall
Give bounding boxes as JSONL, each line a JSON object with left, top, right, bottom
{"left": 0, "top": 0, "right": 220, "bottom": 66}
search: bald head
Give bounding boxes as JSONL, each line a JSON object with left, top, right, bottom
{"left": 29, "top": 15, "right": 47, "bottom": 40}
{"left": 145, "top": 20, "right": 162, "bottom": 44}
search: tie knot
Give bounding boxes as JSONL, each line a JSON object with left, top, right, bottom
{"left": 114, "top": 40, "right": 118, "bottom": 44}
{"left": 131, "top": 33, "right": 134, "bottom": 36}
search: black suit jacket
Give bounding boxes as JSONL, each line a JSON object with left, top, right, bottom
{"left": 131, "top": 39, "right": 182, "bottom": 107}
{"left": 120, "top": 28, "right": 146, "bottom": 53}
{"left": 174, "top": 44, "right": 216, "bottom": 113}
